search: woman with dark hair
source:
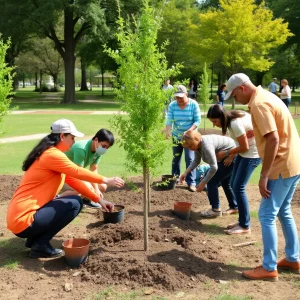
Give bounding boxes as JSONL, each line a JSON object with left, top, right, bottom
{"left": 179, "top": 130, "right": 238, "bottom": 218}
{"left": 61, "top": 128, "right": 116, "bottom": 208}
{"left": 216, "top": 84, "right": 226, "bottom": 106}
{"left": 207, "top": 104, "right": 261, "bottom": 234}
{"left": 7, "top": 119, "right": 124, "bottom": 258}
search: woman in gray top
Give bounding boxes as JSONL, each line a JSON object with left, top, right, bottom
{"left": 179, "top": 130, "right": 238, "bottom": 218}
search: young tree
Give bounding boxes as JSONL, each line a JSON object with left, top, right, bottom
{"left": 106, "top": 0, "right": 181, "bottom": 251}
{"left": 0, "top": 39, "right": 14, "bottom": 136}
{"left": 199, "top": 63, "right": 211, "bottom": 130}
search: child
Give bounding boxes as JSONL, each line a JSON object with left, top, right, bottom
{"left": 195, "top": 164, "right": 210, "bottom": 190}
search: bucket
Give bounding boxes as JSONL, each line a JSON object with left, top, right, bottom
{"left": 173, "top": 201, "right": 192, "bottom": 220}
{"left": 62, "top": 238, "right": 90, "bottom": 268}
{"left": 102, "top": 205, "right": 125, "bottom": 224}
{"left": 161, "top": 175, "right": 177, "bottom": 190}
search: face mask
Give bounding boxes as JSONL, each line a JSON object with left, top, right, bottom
{"left": 96, "top": 146, "right": 107, "bottom": 155}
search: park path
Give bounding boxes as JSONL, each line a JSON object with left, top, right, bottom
{"left": 0, "top": 110, "right": 121, "bottom": 144}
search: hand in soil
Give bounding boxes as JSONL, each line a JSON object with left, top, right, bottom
{"left": 99, "top": 199, "right": 114, "bottom": 212}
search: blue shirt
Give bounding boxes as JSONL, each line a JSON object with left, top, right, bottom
{"left": 166, "top": 98, "right": 201, "bottom": 139}
{"left": 217, "top": 89, "right": 226, "bottom": 102}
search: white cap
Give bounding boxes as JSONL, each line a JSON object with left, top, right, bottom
{"left": 224, "top": 73, "right": 250, "bottom": 100}
{"left": 174, "top": 85, "right": 187, "bottom": 97}
{"left": 51, "top": 119, "right": 84, "bottom": 137}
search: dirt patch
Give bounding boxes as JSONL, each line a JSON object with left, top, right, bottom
{"left": 1, "top": 175, "right": 300, "bottom": 299}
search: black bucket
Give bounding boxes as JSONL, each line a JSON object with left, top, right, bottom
{"left": 102, "top": 205, "right": 125, "bottom": 224}
{"left": 161, "top": 175, "right": 177, "bottom": 190}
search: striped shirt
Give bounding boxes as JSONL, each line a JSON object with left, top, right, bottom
{"left": 166, "top": 98, "right": 201, "bottom": 138}
{"left": 189, "top": 135, "right": 236, "bottom": 183}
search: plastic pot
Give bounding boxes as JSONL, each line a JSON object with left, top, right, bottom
{"left": 102, "top": 205, "right": 125, "bottom": 224}
{"left": 161, "top": 175, "right": 177, "bottom": 190}
{"left": 62, "top": 238, "right": 90, "bottom": 268}
{"left": 173, "top": 201, "right": 192, "bottom": 220}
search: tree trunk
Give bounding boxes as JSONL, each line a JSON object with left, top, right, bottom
{"left": 80, "top": 60, "right": 89, "bottom": 91}
{"left": 35, "top": 72, "right": 38, "bottom": 90}
{"left": 62, "top": 6, "right": 77, "bottom": 104}
{"left": 101, "top": 69, "right": 104, "bottom": 96}
{"left": 143, "top": 163, "right": 149, "bottom": 252}
{"left": 53, "top": 74, "right": 58, "bottom": 91}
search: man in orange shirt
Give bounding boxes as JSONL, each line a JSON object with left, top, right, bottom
{"left": 224, "top": 74, "right": 300, "bottom": 281}
{"left": 7, "top": 119, "right": 124, "bottom": 259}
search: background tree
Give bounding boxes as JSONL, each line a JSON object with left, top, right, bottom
{"left": 199, "top": 63, "right": 211, "bottom": 130}
{"left": 0, "top": 39, "right": 14, "bottom": 136}
{"left": 189, "top": 0, "right": 293, "bottom": 107}
{"left": 106, "top": 0, "right": 181, "bottom": 251}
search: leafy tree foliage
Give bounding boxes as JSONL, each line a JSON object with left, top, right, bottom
{"left": 0, "top": 39, "right": 13, "bottom": 136}
{"left": 189, "top": 0, "right": 293, "bottom": 75}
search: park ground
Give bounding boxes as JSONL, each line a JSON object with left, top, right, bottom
{"left": 1, "top": 175, "right": 300, "bottom": 300}
{"left": 1, "top": 89, "right": 300, "bottom": 299}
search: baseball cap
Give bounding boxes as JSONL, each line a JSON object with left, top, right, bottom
{"left": 174, "top": 85, "right": 187, "bottom": 97}
{"left": 273, "top": 77, "right": 277, "bottom": 80}
{"left": 224, "top": 73, "right": 250, "bottom": 100}
{"left": 51, "top": 119, "right": 84, "bottom": 137}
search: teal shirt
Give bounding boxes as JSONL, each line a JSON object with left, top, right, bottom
{"left": 65, "top": 139, "right": 102, "bottom": 168}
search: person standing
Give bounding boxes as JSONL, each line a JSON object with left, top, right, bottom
{"left": 268, "top": 78, "right": 279, "bottom": 94}
{"left": 188, "top": 79, "right": 198, "bottom": 100}
{"left": 6, "top": 119, "right": 124, "bottom": 258}
{"left": 278, "top": 79, "right": 291, "bottom": 107}
{"left": 207, "top": 104, "right": 261, "bottom": 234}
{"left": 216, "top": 84, "right": 226, "bottom": 106}
{"left": 179, "top": 130, "right": 238, "bottom": 218}
{"left": 162, "top": 79, "right": 174, "bottom": 116}
{"left": 166, "top": 85, "right": 201, "bottom": 192}
{"left": 60, "top": 128, "right": 115, "bottom": 208}
{"left": 224, "top": 73, "right": 300, "bottom": 281}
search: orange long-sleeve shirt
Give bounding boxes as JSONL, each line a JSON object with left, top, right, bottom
{"left": 7, "top": 147, "right": 104, "bottom": 234}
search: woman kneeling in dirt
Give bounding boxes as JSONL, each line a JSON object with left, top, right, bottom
{"left": 179, "top": 130, "right": 238, "bottom": 218}
{"left": 6, "top": 119, "right": 124, "bottom": 259}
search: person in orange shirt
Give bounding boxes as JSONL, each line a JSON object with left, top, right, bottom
{"left": 6, "top": 119, "right": 124, "bottom": 259}
{"left": 224, "top": 74, "right": 300, "bottom": 281}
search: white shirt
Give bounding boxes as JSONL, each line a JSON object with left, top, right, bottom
{"left": 229, "top": 113, "right": 260, "bottom": 158}
{"left": 280, "top": 85, "right": 291, "bottom": 99}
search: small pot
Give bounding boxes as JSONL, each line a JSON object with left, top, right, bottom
{"left": 62, "top": 238, "right": 90, "bottom": 268}
{"left": 173, "top": 201, "right": 192, "bottom": 220}
{"left": 102, "top": 205, "right": 125, "bottom": 224}
{"left": 161, "top": 175, "right": 177, "bottom": 190}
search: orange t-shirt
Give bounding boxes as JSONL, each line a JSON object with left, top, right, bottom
{"left": 7, "top": 147, "right": 104, "bottom": 234}
{"left": 249, "top": 86, "right": 300, "bottom": 179}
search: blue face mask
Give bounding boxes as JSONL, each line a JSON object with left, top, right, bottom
{"left": 96, "top": 146, "right": 107, "bottom": 155}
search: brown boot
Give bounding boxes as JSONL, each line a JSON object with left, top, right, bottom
{"left": 277, "top": 258, "right": 300, "bottom": 274}
{"left": 242, "top": 266, "right": 278, "bottom": 281}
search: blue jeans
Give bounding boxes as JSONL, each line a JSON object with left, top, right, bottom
{"left": 231, "top": 155, "right": 261, "bottom": 228}
{"left": 282, "top": 98, "right": 291, "bottom": 107}
{"left": 258, "top": 174, "right": 300, "bottom": 271}
{"left": 207, "top": 160, "right": 237, "bottom": 210}
{"left": 16, "top": 196, "right": 83, "bottom": 246}
{"left": 172, "top": 137, "right": 196, "bottom": 186}
{"left": 217, "top": 101, "right": 224, "bottom": 106}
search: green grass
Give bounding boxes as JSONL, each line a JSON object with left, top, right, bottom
{"left": 0, "top": 238, "right": 23, "bottom": 268}
{"left": 249, "top": 211, "right": 258, "bottom": 219}
{"left": 213, "top": 295, "right": 253, "bottom": 300}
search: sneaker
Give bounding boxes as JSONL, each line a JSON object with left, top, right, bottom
{"left": 83, "top": 198, "right": 101, "bottom": 209}
{"left": 25, "top": 237, "right": 35, "bottom": 248}
{"left": 277, "top": 258, "right": 300, "bottom": 274}
{"left": 224, "top": 225, "right": 251, "bottom": 235}
{"left": 29, "top": 243, "right": 63, "bottom": 259}
{"left": 188, "top": 185, "right": 197, "bottom": 192}
{"left": 200, "top": 208, "right": 222, "bottom": 218}
{"left": 242, "top": 265, "right": 278, "bottom": 281}
{"left": 223, "top": 208, "right": 239, "bottom": 215}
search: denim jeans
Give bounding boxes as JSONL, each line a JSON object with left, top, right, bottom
{"left": 16, "top": 196, "right": 83, "bottom": 246}
{"left": 282, "top": 98, "right": 291, "bottom": 107}
{"left": 172, "top": 138, "right": 196, "bottom": 186}
{"left": 231, "top": 155, "right": 261, "bottom": 228}
{"left": 258, "top": 174, "right": 300, "bottom": 271}
{"left": 207, "top": 159, "right": 237, "bottom": 210}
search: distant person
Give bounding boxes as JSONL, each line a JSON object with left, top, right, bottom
{"left": 268, "top": 78, "right": 279, "bottom": 94}
{"left": 278, "top": 79, "right": 291, "bottom": 107}
{"left": 225, "top": 73, "right": 300, "bottom": 281}
{"left": 179, "top": 130, "right": 238, "bottom": 218}
{"left": 188, "top": 79, "right": 198, "bottom": 99}
{"left": 61, "top": 128, "right": 115, "bottom": 208}
{"left": 162, "top": 79, "right": 173, "bottom": 92}
{"left": 207, "top": 104, "right": 261, "bottom": 234}
{"left": 6, "top": 119, "right": 124, "bottom": 259}
{"left": 162, "top": 79, "right": 174, "bottom": 116}
{"left": 165, "top": 85, "right": 201, "bottom": 192}
{"left": 216, "top": 84, "right": 226, "bottom": 106}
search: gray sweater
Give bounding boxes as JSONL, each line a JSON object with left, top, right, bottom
{"left": 188, "top": 135, "right": 236, "bottom": 183}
